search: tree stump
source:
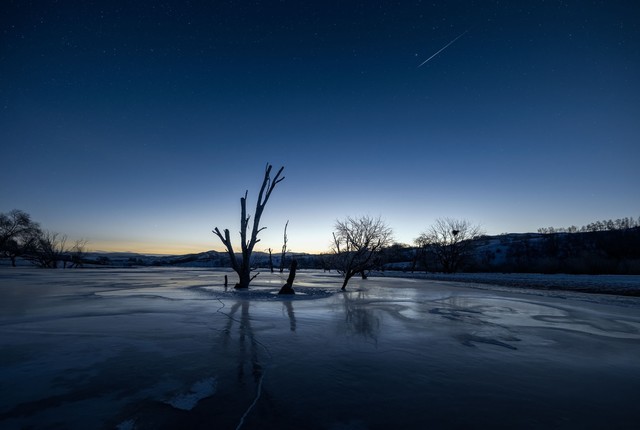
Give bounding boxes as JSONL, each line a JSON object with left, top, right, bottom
{"left": 278, "top": 259, "right": 297, "bottom": 295}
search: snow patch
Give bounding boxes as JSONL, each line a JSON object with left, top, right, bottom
{"left": 165, "top": 377, "right": 218, "bottom": 411}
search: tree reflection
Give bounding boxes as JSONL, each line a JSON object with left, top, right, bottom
{"left": 218, "top": 297, "right": 296, "bottom": 400}
{"left": 221, "top": 300, "right": 264, "bottom": 386}
{"left": 283, "top": 300, "right": 296, "bottom": 332}
{"left": 340, "top": 291, "right": 380, "bottom": 343}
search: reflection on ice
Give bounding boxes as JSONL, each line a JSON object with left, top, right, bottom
{"left": 1, "top": 268, "right": 640, "bottom": 429}
{"left": 430, "top": 295, "right": 640, "bottom": 340}
{"left": 339, "top": 290, "right": 381, "bottom": 343}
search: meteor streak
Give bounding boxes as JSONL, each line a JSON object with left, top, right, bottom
{"left": 417, "top": 29, "right": 469, "bottom": 68}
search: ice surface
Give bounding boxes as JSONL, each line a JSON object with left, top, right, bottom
{"left": 165, "top": 377, "right": 217, "bottom": 411}
{"left": 1, "top": 267, "right": 640, "bottom": 429}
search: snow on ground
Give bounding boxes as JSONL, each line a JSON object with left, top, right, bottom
{"left": 164, "top": 377, "right": 217, "bottom": 411}
{"left": 1, "top": 267, "right": 640, "bottom": 429}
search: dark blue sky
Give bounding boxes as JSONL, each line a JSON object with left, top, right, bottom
{"left": 2, "top": 1, "right": 639, "bottom": 254}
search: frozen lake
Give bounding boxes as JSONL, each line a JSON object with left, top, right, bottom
{"left": 1, "top": 268, "right": 640, "bottom": 429}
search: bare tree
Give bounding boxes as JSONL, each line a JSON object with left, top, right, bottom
{"left": 0, "top": 209, "right": 41, "bottom": 266}
{"left": 213, "top": 164, "right": 285, "bottom": 289}
{"left": 278, "top": 259, "right": 297, "bottom": 295}
{"left": 419, "top": 218, "right": 483, "bottom": 273}
{"left": 25, "top": 231, "right": 69, "bottom": 268}
{"left": 412, "top": 234, "right": 433, "bottom": 273}
{"left": 331, "top": 216, "right": 393, "bottom": 290}
{"left": 266, "top": 248, "right": 274, "bottom": 273}
{"left": 318, "top": 253, "right": 331, "bottom": 272}
{"left": 69, "top": 239, "right": 89, "bottom": 268}
{"left": 279, "top": 220, "right": 289, "bottom": 273}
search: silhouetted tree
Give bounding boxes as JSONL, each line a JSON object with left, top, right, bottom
{"left": 278, "top": 259, "right": 297, "bottom": 295}
{"left": 539, "top": 216, "right": 639, "bottom": 234}
{"left": 266, "top": 248, "right": 274, "bottom": 273}
{"left": 26, "top": 231, "right": 68, "bottom": 268}
{"left": 331, "top": 216, "right": 393, "bottom": 290}
{"left": 413, "top": 234, "right": 431, "bottom": 272}
{"left": 69, "top": 239, "right": 88, "bottom": 268}
{"left": 319, "top": 253, "right": 331, "bottom": 272}
{"left": 0, "top": 209, "right": 41, "bottom": 266}
{"left": 213, "top": 164, "right": 285, "bottom": 289}
{"left": 419, "top": 218, "right": 483, "bottom": 273}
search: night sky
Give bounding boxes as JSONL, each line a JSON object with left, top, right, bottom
{"left": 2, "top": 1, "right": 639, "bottom": 254}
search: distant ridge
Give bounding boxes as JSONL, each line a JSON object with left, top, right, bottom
{"left": 6, "top": 229, "right": 638, "bottom": 275}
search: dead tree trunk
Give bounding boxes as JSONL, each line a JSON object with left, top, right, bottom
{"left": 278, "top": 259, "right": 297, "bottom": 295}
{"left": 279, "top": 220, "right": 289, "bottom": 273}
{"left": 213, "top": 164, "right": 285, "bottom": 289}
{"left": 268, "top": 248, "right": 274, "bottom": 273}
{"left": 341, "top": 272, "right": 353, "bottom": 291}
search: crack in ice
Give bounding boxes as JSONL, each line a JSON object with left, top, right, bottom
{"left": 215, "top": 297, "right": 273, "bottom": 430}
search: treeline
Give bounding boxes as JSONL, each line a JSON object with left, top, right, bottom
{"left": 473, "top": 228, "right": 640, "bottom": 275}
{"left": 369, "top": 228, "right": 640, "bottom": 275}
{"left": 538, "top": 216, "right": 639, "bottom": 234}
{"left": 142, "top": 226, "right": 640, "bottom": 276}
{"left": 4, "top": 208, "right": 640, "bottom": 275}
{"left": 0, "top": 209, "right": 88, "bottom": 268}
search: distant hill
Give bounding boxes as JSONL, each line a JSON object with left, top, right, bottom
{"left": 356, "top": 228, "right": 640, "bottom": 275}
{"left": 80, "top": 250, "right": 319, "bottom": 269}
{"left": 400, "top": 228, "right": 640, "bottom": 275}
{"left": 5, "top": 228, "right": 639, "bottom": 275}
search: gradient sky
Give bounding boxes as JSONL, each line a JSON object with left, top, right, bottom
{"left": 2, "top": 1, "right": 639, "bottom": 254}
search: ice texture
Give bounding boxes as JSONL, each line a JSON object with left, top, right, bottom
{"left": 165, "top": 377, "right": 217, "bottom": 410}
{"left": 1, "top": 267, "right": 640, "bottom": 429}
